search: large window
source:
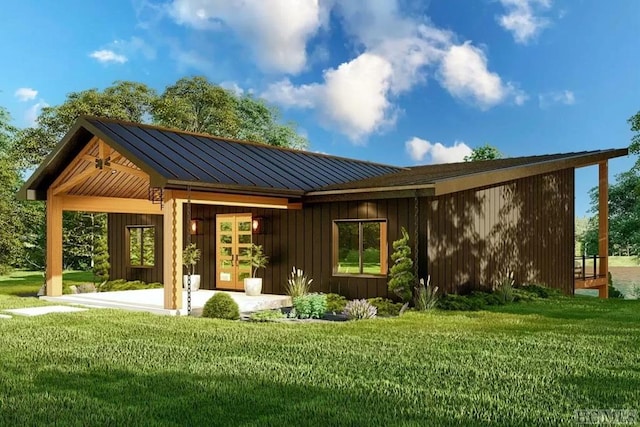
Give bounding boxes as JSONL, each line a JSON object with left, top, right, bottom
{"left": 333, "top": 220, "right": 387, "bottom": 276}
{"left": 127, "top": 226, "right": 155, "bottom": 267}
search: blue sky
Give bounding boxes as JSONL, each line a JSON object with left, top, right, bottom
{"left": 1, "top": 0, "right": 638, "bottom": 216}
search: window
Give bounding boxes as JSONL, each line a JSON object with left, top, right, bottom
{"left": 333, "top": 220, "right": 387, "bottom": 276}
{"left": 127, "top": 226, "right": 155, "bottom": 267}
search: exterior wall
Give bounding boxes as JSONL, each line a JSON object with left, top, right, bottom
{"left": 425, "top": 169, "right": 575, "bottom": 294}
{"left": 108, "top": 168, "right": 575, "bottom": 297}
{"left": 108, "top": 213, "right": 164, "bottom": 284}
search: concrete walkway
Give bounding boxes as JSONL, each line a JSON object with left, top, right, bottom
{"left": 40, "top": 289, "right": 291, "bottom": 316}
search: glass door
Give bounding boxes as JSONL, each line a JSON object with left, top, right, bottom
{"left": 215, "top": 214, "right": 253, "bottom": 290}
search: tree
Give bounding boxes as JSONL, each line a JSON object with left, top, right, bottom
{"left": 582, "top": 169, "right": 640, "bottom": 256}
{"left": 92, "top": 234, "right": 110, "bottom": 283}
{"left": 464, "top": 144, "right": 503, "bottom": 162}
{"left": 11, "top": 81, "right": 157, "bottom": 169}
{"left": 629, "top": 110, "right": 640, "bottom": 163}
{"left": 388, "top": 227, "right": 415, "bottom": 302}
{"left": 152, "top": 76, "right": 307, "bottom": 149}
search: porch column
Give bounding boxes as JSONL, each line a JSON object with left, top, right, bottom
{"left": 163, "top": 190, "right": 183, "bottom": 310}
{"left": 45, "top": 188, "right": 63, "bottom": 296}
{"left": 598, "top": 161, "right": 609, "bottom": 298}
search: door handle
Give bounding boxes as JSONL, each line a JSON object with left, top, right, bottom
{"left": 234, "top": 254, "right": 239, "bottom": 266}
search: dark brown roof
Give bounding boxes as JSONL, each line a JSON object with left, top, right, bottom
{"left": 20, "top": 116, "right": 402, "bottom": 200}
{"left": 305, "top": 149, "right": 629, "bottom": 200}
{"left": 19, "top": 115, "right": 629, "bottom": 202}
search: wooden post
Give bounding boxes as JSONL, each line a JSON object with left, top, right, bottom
{"left": 598, "top": 161, "right": 609, "bottom": 299}
{"left": 45, "top": 188, "right": 63, "bottom": 296}
{"left": 163, "top": 190, "right": 183, "bottom": 310}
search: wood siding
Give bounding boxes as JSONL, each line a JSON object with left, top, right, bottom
{"left": 108, "top": 169, "right": 575, "bottom": 297}
{"left": 108, "top": 213, "right": 164, "bottom": 284}
{"left": 426, "top": 169, "right": 575, "bottom": 294}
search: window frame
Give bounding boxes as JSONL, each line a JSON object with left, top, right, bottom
{"left": 126, "top": 225, "right": 156, "bottom": 268}
{"left": 332, "top": 218, "right": 388, "bottom": 278}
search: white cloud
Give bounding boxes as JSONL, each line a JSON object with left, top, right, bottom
{"left": 89, "top": 49, "right": 128, "bottom": 64}
{"left": 169, "top": 0, "right": 327, "bottom": 74}
{"left": 405, "top": 137, "right": 472, "bottom": 164}
{"left": 14, "top": 88, "right": 38, "bottom": 102}
{"left": 538, "top": 90, "right": 575, "bottom": 108}
{"left": 220, "top": 81, "right": 244, "bottom": 95}
{"left": 497, "top": 0, "right": 552, "bottom": 44}
{"left": 438, "top": 42, "right": 526, "bottom": 109}
{"left": 25, "top": 101, "right": 49, "bottom": 127}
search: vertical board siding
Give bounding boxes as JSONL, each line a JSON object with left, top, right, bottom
{"left": 108, "top": 213, "right": 164, "bottom": 283}
{"left": 426, "top": 170, "right": 574, "bottom": 295}
{"left": 108, "top": 169, "right": 574, "bottom": 297}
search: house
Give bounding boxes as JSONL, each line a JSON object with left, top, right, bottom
{"left": 19, "top": 116, "right": 628, "bottom": 309}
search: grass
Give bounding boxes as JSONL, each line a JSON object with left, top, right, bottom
{"left": 1, "top": 276, "right": 639, "bottom": 425}
{"left": 0, "top": 270, "right": 94, "bottom": 297}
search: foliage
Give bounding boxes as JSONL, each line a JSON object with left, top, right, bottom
{"left": 152, "top": 76, "right": 307, "bottom": 149}
{"left": 629, "top": 109, "right": 640, "bottom": 160}
{"left": 98, "top": 279, "right": 163, "bottom": 292}
{"left": 248, "top": 309, "right": 286, "bottom": 322}
{"left": 202, "top": 293, "right": 240, "bottom": 320}
{"left": 10, "top": 81, "right": 157, "bottom": 168}
{"left": 438, "top": 284, "right": 563, "bottom": 311}
{"left": 366, "top": 297, "right": 404, "bottom": 316}
{"left": 249, "top": 243, "right": 269, "bottom": 278}
{"left": 493, "top": 271, "right": 515, "bottom": 303}
{"left": 517, "top": 284, "right": 562, "bottom": 299}
{"left": 437, "top": 293, "right": 487, "bottom": 311}
{"left": 62, "top": 212, "right": 107, "bottom": 270}
{"left": 388, "top": 227, "right": 415, "bottom": 302}
{"left": 609, "top": 285, "right": 625, "bottom": 299}
{"left": 0, "top": 290, "right": 639, "bottom": 425}
{"left": 464, "top": 143, "right": 503, "bottom": 162}
{"left": 414, "top": 276, "right": 439, "bottom": 311}
{"left": 325, "top": 293, "right": 348, "bottom": 313}
{"left": 343, "top": 299, "right": 377, "bottom": 320}
{"left": 291, "top": 293, "right": 327, "bottom": 319}
{"left": 92, "top": 233, "right": 110, "bottom": 282}
{"left": 286, "top": 267, "right": 313, "bottom": 299}
{"left": 582, "top": 169, "right": 640, "bottom": 256}
{"left": 182, "top": 243, "right": 201, "bottom": 276}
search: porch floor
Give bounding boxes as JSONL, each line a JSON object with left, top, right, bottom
{"left": 40, "top": 289, "right": 292, "bottom": 316}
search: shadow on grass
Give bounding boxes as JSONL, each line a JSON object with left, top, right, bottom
{"left": 0, "top": 367, "right": 505, "bottom": 426}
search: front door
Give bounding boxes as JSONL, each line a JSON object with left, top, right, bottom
{"left": 216, "top": 214, "right": 253, "bottom": 290}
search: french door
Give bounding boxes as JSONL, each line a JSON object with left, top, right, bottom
{"left": 215, "top": 214, "right": 252, "bottom": 290}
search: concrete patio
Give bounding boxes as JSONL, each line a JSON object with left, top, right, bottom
{"left": 40, "top": 289, "right": 292, "bottom": 316}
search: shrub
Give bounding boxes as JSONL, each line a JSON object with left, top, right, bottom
{"left": 414, "top": 276, "right": 439, "bottom": 311}
{"left": 493, "top": 271, "right": 515, "bottom": 303}
{"left": 202, "top": 293, "right": 240, "bottom": 320}
{"left": 98, "top": 279, "right": 163, "bottom": 292}
{"left": 286, "top": 267, "right": 313, "bottom": 299}
{"left": 367, "top": 297, "right": 403, "bottom": 316}
{"left": 292, "top": 293, "right": 327, "bottom": 319}
{"left": 326, "top": 293, "right": 348, "bottom": 313}
{"left": 609, "top": 285, "right": 625, "bottom": 299}
{"left": 436, "top": 294, "right": 486, "bottom": 311}
{"left": 517, "top": 284, "right": 562, "bottom": 299}
{"left": 92, "top": 235, "right": 110, "bottom": 283}
{"left": 344, "top": 299, "right": 377, "bottom": 320}
{"left": 388, "top": 227, "right": 415, "bottom": 302}
{"left": 249, "top": 309, "right": 285, "bottom": 322}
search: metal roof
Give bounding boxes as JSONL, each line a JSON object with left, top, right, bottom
{"left": 20, "top": 116, "right": 402, "bottom": 200}
{"left": 19, "top": 116, "right": 629, "bottom": 202}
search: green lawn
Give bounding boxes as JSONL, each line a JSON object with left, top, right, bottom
{"left": 0, "top": 270, "right": 94, "bottom": 296}
{"left": 1, "top": 278, "right": 639, "bottom": 425}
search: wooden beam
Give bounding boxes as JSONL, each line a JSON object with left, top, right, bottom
{"left": 106, "top": 162, "right": 149, "bottom": 179}
{"left": 52, "top": 167, "right": 100, "bottom": 195}
{"left": 60, "top": 195, "right": 162, "bottom": 214}
{"left": 46, "top": 188, "right": 63, "bottom": 296}
{"left": 598, "top": 161, "right": 609, "bottom": 298}
{"left": 50, "top": 137, "right": 99, "bottom": 189}
{"left": 170, "top": 190, "right": 301, "bottom": 210}
{"left": 163, "top": 190, "right": 183, "bottom": 310}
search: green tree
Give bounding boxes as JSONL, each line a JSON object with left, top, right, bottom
{"left": 11, "top": 81, "right": 157, "bottom": 168}
{"left": 464, "top": 144, "right": 503, "bottom": 162}
{"left": 629, "top": 110, "right": 640, "bottom": 162}
{"left": 152, "top": 76, "right": 307, "bottom": 149}
{"left": 388, "top": 227, "right": 415, "bottom": 302}
{"left": 92, "top": 234, "right": 110, "bottom": 283}
{"left": 582, "top": 169, "right": 640, "bottom": 256}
